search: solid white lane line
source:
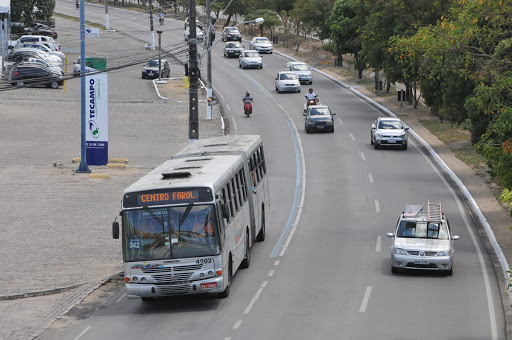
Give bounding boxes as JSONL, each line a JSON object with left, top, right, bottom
{"left": 279, "top": 225, "right": 297, "bottom": 257}
{"left": 261, "top": 281, "right": 268, "bottom": 288}
{"left": 360, "top": 152, "right": 366, "bottom": 161}
{"left": 368, "top": 173, "right": 374, "bottom": 183}
{"left": 233, "top": 320, "right": 243, "bottom": 329}
{"left": 267, "top": 270, "right": 275, "bottom": 277}
{"left": 349, "top": 133, "right": 355, "bottom": 141}
{"left": 274, "top": 260, "right": 280, "bottom": 266}
{"left": 278, "top": 104, "right": 284, "bottom": 110}
{"left": 376, "top": 236, "right": 381, "bottom": 252}
{"left": 73, "top": 326, "right": 92, "bottom": 340}
{"left": 226, "top": 104, "right": 230, "bottom": 111}
{"left": 115, "top": 292, "right": 126, "bottom": 303}
{"left": 225, "top": 338, "right": 231, "bottom": 340}
{"left": 336, "top": 117, "right": 343, "bottom": 124}
{"left": 375, "top": 200, "right": 380, "bottom": 213}
{"left": 359, "top": 286, "right": 372, "bottom": 313}
{"left": 244, "top": 288, "right": 263, "bottom": 314}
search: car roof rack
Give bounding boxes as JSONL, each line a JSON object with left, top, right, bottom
{"left": 427, "top": 201, "right": 442, "bottom": 222}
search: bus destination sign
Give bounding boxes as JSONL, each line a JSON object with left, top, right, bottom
{"left": 123, "top": 187, "right": 213, "bottom": 208}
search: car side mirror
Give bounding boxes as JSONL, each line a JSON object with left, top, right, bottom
{"left": 112, "top": 220, "right": 119, "bottom": 239}
{"left": 386, "top": 233, "right": 394, "bottom": 238}
{"left": 303, "top": 113, "right": 307, "bottom": 116}
{"left": 275, "top": 77, "right": 278, "bottom": 80}
{"left": 332, "top": 113, "right": 336, "bottom": 115}
{"left": 452, "top": 235, "right": 459, "bottom": 240}
{"left": 405, "top": 127, "right": 409, "bottom": 130}
{"left": 371, "top": 124, "right": 376, "bottom": 129}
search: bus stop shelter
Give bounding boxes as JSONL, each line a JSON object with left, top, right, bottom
{"left": 0, "top": 0, "right": 10, "bottom": 76}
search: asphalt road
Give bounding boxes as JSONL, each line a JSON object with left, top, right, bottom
{"left": 40, "top": 1, "right": 507, "bottom": 339}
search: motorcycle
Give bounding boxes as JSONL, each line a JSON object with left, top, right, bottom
{"left": 75, "top": 1, "right": 79, "bottom": 9}
{"left": 159, "top": 17, "right": 164, "bottom": 25}
{"left": 243, "top": 99, "right": 253, "bottom": 117}
{"left": 304, "top": 96, "right": 319, "bottom": 112}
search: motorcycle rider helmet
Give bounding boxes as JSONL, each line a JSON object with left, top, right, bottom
{"left": 246, "top": 91, "right": 250, "bottom": 97}
{"left": 309, "top": 88, "right": 313, "bottom": 92}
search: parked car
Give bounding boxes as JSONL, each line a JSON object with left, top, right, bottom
{"left": 9, "top": 64, "right": 64, "bottom": 89}
{"left": 303, "top": 105, "right": 335, "bottom": 133}
{"left": 184, "top": 27, "right": 204, "bottom": 41}
{"left": 142, "top": 59, "right": 170, "bottom": 79}
{"left": 15, "top": 43, "right": 65, "bottom": 61}
{"left": 12, "top": 35, "right": 60, "bottom": 50}
{"left": 23, "top": 23, "right": 58, "bottom": 39}
{"left": 5, "top": 49, "right": 61, "bottom": 75}
{"left": 222, "top": 27, "right": 242, "bottom": 42}
{"left": 285, "top": 61, "right": 313, "bottom": 84}
{"left": 275, "top": 71, "right": 301, "bottom": 93}
{"left": 370, "top": 117, "right": 409, "bottom": 150}
{"left": 223, "top": 41, "right": 243, "bottom": 58}
{"left": 20, "top": 59, "right": 64, "bottom": 75}
{"left": 12, "top": 48, "right": 62, "bottom": 66}
{"left": 249, "top": 37, "right": 273, "bottom": 54}
{"left": 73, "top": 57, "right": 98, "bottom": 76}
{"left": 386, "top": 202, "right": 459, "bottom": 275}
{"left": 239, "top": 50, "right": 262, "bottom": 69}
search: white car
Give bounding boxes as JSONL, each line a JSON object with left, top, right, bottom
{"left": 15, "top": 43, "right": 65, "bottom": 61}
{"left": 239, "top": 50, "right": 262, "bottom": 69}
{"left": 370, "top": 117, "right": 409, "bottom": 150}
{"left": 387, "top": 202, "right": 459, "bottom": 275}
{"left": 12, "top": 35, "right": 61, "bottom": 51}
{"left": 285, "top": 61, "right": 312, "bottom": 84}
{"left": 249, "top": 37, "right": 273, "bottom": 54}
{"left": 275, "top": 71, "right": 300, "bottom": 93}
{"left": 73, "top": 57, "right": 98, "bottom": 76}
{"left": 12, "top": 48, "right": 62, "bottom": 66}
{"left": 184, "top": 27, "right": 204, "bottom": 41}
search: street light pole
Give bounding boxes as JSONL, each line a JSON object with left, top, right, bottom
{"left": 206, "top": 0, "right": 212, "bottom": 119}
{"left": 104, "top": 0, "right": 109, "bottom": 30}
{"left": 188, "top": 0, "right": 199, "bottom": 142}
{"left": 157, "top": 30, "right": 162, "bottom": 82}
{"left": 149, "top": 0, "right": 155, "bottom": 50}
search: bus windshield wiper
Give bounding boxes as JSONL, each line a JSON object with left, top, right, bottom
{"left": 179, "top": 202, "right": 194, "bottom": 227}
{"left": 142, "top": 206, "right": 164, "bottom": 228}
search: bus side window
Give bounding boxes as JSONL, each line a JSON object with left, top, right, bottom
{"left": 231, "top": 178, "right": 239, "bottom": 213}
{"left": 234, "top": 172, "right": 243, "bottom": 207}
{"left": 259, "top": 146, "right": 267, "bottom": 175}
{"left": 240, "top": 170, "right": 247, "bottom": 202}
{"left": 222, "top": 187, "right": 231, "bottom": 222}
{"left": 256, "top": 149, "right": 263, "bottom": 181}
{"left": 253, "top": 153, "right": 261, "bottom": 183}
{"left": 226, "top": 182, "right": 234, "bottom": 219}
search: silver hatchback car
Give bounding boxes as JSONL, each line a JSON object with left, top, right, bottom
{"left": 386, "top": 202, "right": 459, "bottom": 275}
{"left": 275, "top": 71, "right": 301, "bottom": 93}
{"left": 371, "top": 117, "right": 409, "bottom": 150}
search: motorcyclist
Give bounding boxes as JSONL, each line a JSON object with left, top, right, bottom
{"left": 305, "top": 88, "right": 317, "bottom": 101}
{"left": 158, "top": 11, "right": 165, "bottom": 25}
{"left": 242, "top": 91, "right": 253, "bottom": 115}
{"left": 75, "top": 0, "right": 79, "bottom": 9}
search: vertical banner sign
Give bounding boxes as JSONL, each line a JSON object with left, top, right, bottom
{"left": 85, "top": 73, "right": 108, "bottom": 165}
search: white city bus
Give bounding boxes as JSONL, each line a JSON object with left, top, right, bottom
{"left": 113, "top": 135, "right": 269, "bottom": 300}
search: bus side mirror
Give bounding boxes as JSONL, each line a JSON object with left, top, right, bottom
{"left": 221, "top": 204, "right": 230, "bottom": 219}
{"left": 112, "top": 221, "right": 119, "bottom": 239}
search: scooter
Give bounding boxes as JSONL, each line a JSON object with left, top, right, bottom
{"left": 243, "top": 100, "right": 253, "bottom": 117}
{"left": 304, "top": 96, "right": 319, "bottom": 112}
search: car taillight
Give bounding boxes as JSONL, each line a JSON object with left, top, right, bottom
{"left": 14, "top": 71, "right": 18, "bottom": 76}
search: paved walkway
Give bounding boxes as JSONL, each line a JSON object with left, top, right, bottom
{"left": 0, "top": 16, "right": 223, "bottom": 340}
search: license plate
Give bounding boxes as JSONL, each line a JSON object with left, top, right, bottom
{"left": 317, "top": 126, "right": 324, "bottom": 129}
{"left": 388, "top": 139, "right": 396, "bottom": 143}
{"left": 200, "top": 282, "right": 217, "bottom": 289}
{"left": 414, "top": 260, "right": 429, "bottom": 265}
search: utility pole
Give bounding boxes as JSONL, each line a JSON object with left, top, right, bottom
{"left": 206, "top": 0, "right": 212, "bottom": 119}
{"left": 104, "top": 0, "right": 109, "bottom": 30}
{"left": 188, "top": 0, "right": 199, "bottom": 142}
{"left": 157, "top": 30, "right": 162, "bottom": 82}
{"left": 77, "top": 0, "right": 90, "bottom": 173}
{"left": 149, "top": 0, "right": 155, "bottom": 50}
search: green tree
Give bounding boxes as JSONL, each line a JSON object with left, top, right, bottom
{"left": 33, "top": 0, "right": 56, "bottom": 20}
{"left": 11, "top": 0, "right": 34, "bottom": 22}
{"left": 245, "top": 9, "right": 282, "bottom": 38}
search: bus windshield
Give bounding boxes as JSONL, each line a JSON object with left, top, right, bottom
{"left": 123, "top": 204, "right": 220, "bottom": 261}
